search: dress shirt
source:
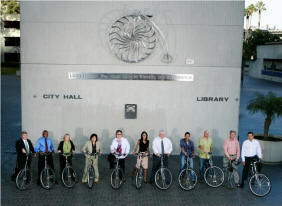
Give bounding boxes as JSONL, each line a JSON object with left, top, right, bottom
{"left": 180, "top": 138, "right": 194, "bottom": 157}
{"left": 34, "top": 137, "right": 55, "bottom": 153}
{"left": 241, "top": 139, "right": 262, "bottom": 162}
{"left": 152, "top": 136, "right": 173, "bottom": 155}
{"left": 23, "top": 139, "right": 30, "bottom": 154}
{"left": 110, "top": 137, "right": 130, "bottom": 159}
{"left": 223, "top": 138, "right": 240, "bottom": 159}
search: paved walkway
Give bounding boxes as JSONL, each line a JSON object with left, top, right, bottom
{"left": 1, "top": 75, "right": 282, "bottom": 206}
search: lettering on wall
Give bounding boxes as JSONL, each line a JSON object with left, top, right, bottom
{"left": 196, "top": 97, "right": 229, "bottom": 102}
{"left": 34, "top": 94, "right": 83, "bottom": 100}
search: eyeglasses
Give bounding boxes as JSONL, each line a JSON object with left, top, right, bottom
{"left": 117, "top": 133, "right": 122, "bottom": 135}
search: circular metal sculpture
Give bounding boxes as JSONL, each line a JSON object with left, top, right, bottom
{"left": 109, "top": 14, "right": 156, "bottom": 63}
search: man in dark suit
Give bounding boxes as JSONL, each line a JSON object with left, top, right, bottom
{"left": 11, "top": 131, "right": 35, "bottom": 181}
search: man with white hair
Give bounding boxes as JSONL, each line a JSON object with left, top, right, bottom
{"left": 149, "top": 130, "right": 173, "bottom": 184}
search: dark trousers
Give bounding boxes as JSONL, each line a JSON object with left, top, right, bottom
{"left": 13, "top": 154, "right": 32, "bottom": 178}
{"left": 59, "top": 156, "right": 72, "bottom": 175}
{"left": 149, "top": 155, "right": 168, "bottom": 182}
{"left": 241, "top": 156, "right": 261, "bottom": 185}
{"left": 38, "top": 154, "right": 55, "bottom": 181}
{"left": 108, "top": 154, "right": 125, "bottom": 172}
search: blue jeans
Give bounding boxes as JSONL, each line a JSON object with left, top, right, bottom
{"left": 199, "top": 157, "right": 212, "bottom": 180}
{"left": 179, "top": 154, "right": 195, "bottom": 181}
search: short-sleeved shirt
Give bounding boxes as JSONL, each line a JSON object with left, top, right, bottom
{"left": 180, "top": 138, "right": 194, "bottom": 157}
{"left": 198, "top": 137, "right": 213, "bottom": 159}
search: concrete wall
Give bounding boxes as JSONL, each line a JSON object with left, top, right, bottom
{"left": 249, "top": 44, "right": 282, "bottom": 83}
{"left": 21, "top": 1, "right": 244, "bottom": 154}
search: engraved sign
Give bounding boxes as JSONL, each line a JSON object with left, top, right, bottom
{"left": 68, "top": 72, "right": 194, "bottom": 82}
{"left": 125, "top": 104, "right": 137, "bottom": 119}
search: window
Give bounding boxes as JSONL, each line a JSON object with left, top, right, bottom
{"left": 4, "top": 37, "right": 20, "bottom": 46}
{"left": 4, "top": 53, "right": 20, "bottom": 63}
{"left": 3, "top": 21, "right": 20, "bottom": 29}
{"left": 263, "top": 59, "right": 282, "bottom": 72}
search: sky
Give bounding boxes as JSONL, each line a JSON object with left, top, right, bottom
{"left": 245, "top": 0, "right": 282, "bottom": 30}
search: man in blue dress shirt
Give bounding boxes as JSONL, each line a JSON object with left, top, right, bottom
{"left": 179, "top": 132, "right": 195, "bottom": 180}
{"left": 34, "top": 130, "right": 57, "bottom": 184}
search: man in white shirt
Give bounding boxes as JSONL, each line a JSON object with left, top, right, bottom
{"left": 149, "top": 130, "right": 173, "bottom": 184}
{"left": 110, "top": 130, "right": 130, "bottom": 173}
{"left": 240, "top": 131, "right": 262, "bottom": 188}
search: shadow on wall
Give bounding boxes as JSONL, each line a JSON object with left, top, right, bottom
{"left": 73, "top": 128, "right": 88, "bottom": 152}
{"left": 101, "top": 129, "right": 111, "bottom": 153}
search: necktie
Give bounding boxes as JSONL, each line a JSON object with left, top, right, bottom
{"left": 45, "top": 138, "right": 48, "bottom": 153}
{"left": 161, "top": 140, "right": 164, "bottom": 155}
{"left": 24, "top": 140, "right": 30, "bottom": 154}
{"left": 117, "top": 143, "right": 122, "bottom": 154}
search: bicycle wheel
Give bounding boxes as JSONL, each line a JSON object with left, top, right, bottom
{"left": 40, "top": 167, "right": 55, "bottom": 190}
{"left": 87, "top": 166, "right": 95, "bottom": 189}
{"left": 135, "top": 168, "right": 143, "bottom": 189}
{"left": 249, "top": 174, "right": 271, "bottom": 197}
{"left": 16, "top": 169, "right": 32, "bottom": 190}
{"left": 204, "top": 166, "right": 224, "bottom": 188}
{"left": 225, "top": 169, "right": 240, "bottom": 189}
{"left": 62, "top": 167, "right": 76, "bottom": 188}
{"left": 178, "top": 168, "right": 197, "bottom": 191}
{"left": 110, "top": 168, "right": 123, "bottom": 189}
{"left": 155, "top": 168, "right": 172, "bottom": 190}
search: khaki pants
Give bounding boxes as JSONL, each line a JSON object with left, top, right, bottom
{"left": 223, "top": 154, "right": 239, "bottom": 184}
{"left": 136, "top": 156, "right": 148, "bottom": 169}
{"left": 82, "top": 155, "right": 99, "bottom": 182}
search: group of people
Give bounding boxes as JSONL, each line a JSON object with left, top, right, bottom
{"left": 12, "top": 129, "right": 262, "bottom": 188}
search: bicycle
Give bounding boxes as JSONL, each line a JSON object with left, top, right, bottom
{"left": 178, "top": 155, "right": 197, "bottom": 191}
{"left": 154, "top": 154, "right": 172, "bottom": 190}
{"left": 16, "top": 154, "right": 32, "bottom": 190}
{"left": 60, "top": 152, "right": 77, "bottom": 188}
{"left": 40, "top": 152, "right": 56, "bottom": 190}
{"left": 223, "top": 159, "right": 240, "bottom": 189}
{"left": 248, "top": 159, "right": 271, "bottom": 197}
{"left": 134, "top": 152, "right": 149, "bottom": 189}
{"left": 204, "top": 152, "right": 224, "bottom": 188}
{"left": 84, "top": 152, "right": 98, "bottom": 189}
{"left": 110, "top": 153, "right": 126, "bottom": 190}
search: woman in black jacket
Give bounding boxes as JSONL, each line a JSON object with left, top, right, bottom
{"left": 57, "top": 134, "right": 75, "bottom": 175}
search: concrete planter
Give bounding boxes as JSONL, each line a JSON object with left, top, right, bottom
{"left": 255, "top": 134, "right": 282, "bottom": 163}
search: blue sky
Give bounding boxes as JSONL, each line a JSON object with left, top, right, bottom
{"left": 245, "top": 0, "right": 282, "bottom": 29}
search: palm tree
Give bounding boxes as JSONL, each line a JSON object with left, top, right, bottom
{"left": 247, "top": 92, "right": 282, "bottom": 139}
{"left": 256, "top": 1, "right": 266, "bottom": 29}
{"left": 244, "top": 4, "right": 257, "bottom": 40}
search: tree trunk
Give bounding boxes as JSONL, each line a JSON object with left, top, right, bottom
{"left": 258, "top": 11, "right": 261, "bottom": 29}
{"left": 264, "top": 117, "right": 271, "bottom": 139}
{"left": 245, "top": 16, "right": 249, "bottom": 40}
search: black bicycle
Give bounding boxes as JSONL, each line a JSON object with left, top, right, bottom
{"left": 223, "top": 159, "right": 240, "bottom": 189}
{"left": 84, "top": 152, "right": 98, "bottom": 189}
{"left": 204, "top": 152, "right": 224, "bottom": 188}
{"left": 40, "top": 152, "right": 56, "bottom": 190}
{"left": 16, "top": 154, "right": 32, "bottom": 190}
{"left": 154, "top": 154, "right": 172, "bottom": 190}
{"left": 178, "top": 155, "right": 197, "bottom": 191}
{"left": 110, "top": 153, "right": 126, "bottom": 190}
{"left": 60, "top": 152, "right": 77, "bottom": 188}
{"left": 248, "top": 159, "right": 271, "bottom": 197}
{"left": 134, "top": 152, "right": 149, "bottom": 189}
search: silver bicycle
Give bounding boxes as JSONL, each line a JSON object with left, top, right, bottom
{"left": 135, "top": 152, "right": 149, "bottom": 190}
{"left": 40, "top": 152, "right": 56, "bottom": 190}
{"left": 16, "top": 154, "right": 32, "bottom": 190}
{"left": 178, "top": 155, "right": 197, "bottom": 190}
{"left": 204, "top": 152, "right": 224, "bottom": 188}
{"left": 154, "top": 154, "right": 172, "bottom": 190}
{"left": 60, "top": 152, "right": 77, "bottom": 188}
{"left": 248, "top": 159, "right": 271, "bottom": 197}
{"left": 110, "top": 153, "right": 125, "bottom": 190}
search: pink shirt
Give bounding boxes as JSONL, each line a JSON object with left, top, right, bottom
{"left": 223, "top": 138, "right": 240, "bottom": 159}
